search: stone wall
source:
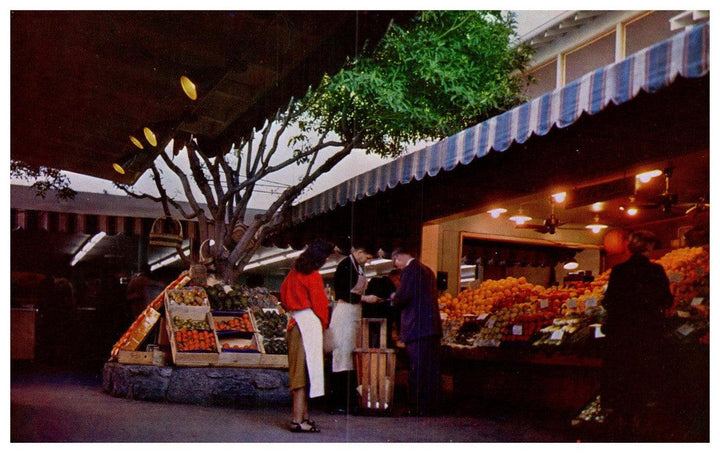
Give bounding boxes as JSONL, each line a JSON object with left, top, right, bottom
{"left": 103, "top": 362, "right": 291, "bottom": 407}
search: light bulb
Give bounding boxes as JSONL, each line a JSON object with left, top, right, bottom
{"left": 552, "top": 192, "right": 567, "bottom": 204}
{"left": 636, "top": 169, "right": 662, "bottom": 184}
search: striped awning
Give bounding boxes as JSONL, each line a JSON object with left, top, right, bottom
{"left": 293, "top": 22, "right": 709, "bottom": 224}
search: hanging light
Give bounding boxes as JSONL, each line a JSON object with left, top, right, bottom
{"left": 636, "top": 169, "right": 663, "bottom": 184}
{"left": 180, "top": 75, "right": 198, "bottom": 101}
{"left": 509, "top": 210, "right": 532, "bottom": 225}
{"left": 585, "top": 215, "right": 608, "bottom": 234}
{"left": 563, "top": 258, "right": 579, "bottom": 270}
{"left": 619, "top": 197, "right": 639, "bottom": 216}
{"left": 487, "top": 208, "right": 507, "bottom": 218}
{"left": 552, "top": 191, "right": 567, "bottom": 204}
{"left": 591, "top": 202, "right": 603, "bottom": 212}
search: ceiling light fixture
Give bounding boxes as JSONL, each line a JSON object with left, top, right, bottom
{"left": 70, "top": 231, "right": 107, "bottom": 266}
{"left": 591, "top": 202, "right": 603, "bottom": 212}
{"left": 112, "top": 154, "right": 135, "bottom": 175}
{"left": 487, "top": 208, "right": 507, "bottom": 218}
{"left": 180, "top": 75, "right": 198, "bottom": 101}
{"left": 585, "top": 215, "right": 608, "bottom": 234}
{"left": 552, "top": 192, "right": 567, "bottom": 204}
{"left": 563, "top": 258, "right": 579, "bottom": 270}
{"left": 509, "top": 210, "right": 532, "bottom": 225}
{"left": 636, "top": 169, "right": 663, "bottom": 184}
{"left": 143, "top": 127, "right": 158, "bottom": 147}
{"left": 129, "top": 135, "right": 145, "bottom": 150}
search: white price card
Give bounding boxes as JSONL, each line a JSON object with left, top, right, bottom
{"left": 566, "top": 298, "right": 577, "bottom": 309}
{"left": 477, "top": 313, "right": 489, "bottom": 321}
{"left": 591, "top": 324, "right": 605, "bottom": 338}
{"left": 585, "top": 297, "right": 597, "bottom": 308}
{"left": 540, "top": 299, "right": 549, "bottom": 309}
{"left": 691, "top": 297, "right": 704, "bottom": 306}
{"left": 486, "top": 317, "right": 496, "bottom": 329}
{"left": 550, "top": 330, "right": 564, "bottom": 341}
{"left": 512, "top": 325, "right": 523, "bottom": 336}
{"left": 676, "top": 323, "right": 695, "bottom": 336}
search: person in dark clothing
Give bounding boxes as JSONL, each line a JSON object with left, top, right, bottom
{"left": 327, "top": 247, "right": 379, "bottom": 414}
{"left": 391, "top": 248, "right": 442, "bottom": 416}
{"left": 601, "top": 230, "right": 673, "bottom": 441}
{"left": 362, "top": 269, "right": 401, "bottom": 348}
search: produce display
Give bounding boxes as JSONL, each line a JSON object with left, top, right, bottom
{"left": 254, "top": 309, "right": 289, "bottom": 354}
{"left": 214, "top": 314, "right": 254, "bottom": 333}
{"left": 221, "top": 341, "right": 258, "bottom": 352}
{"left": 166, "top": 287, "right": 209, "bottom": 307}
{"left": 654, "top": 246, "right": 709, "bottom": 317}
{"left": 441, "top": 245, "right": 709, "bottom": 349}
{"left": 174, "top": 329, "right": 217, "bottom": 352}
{"left": 173, "top": 316, "right": 211, "bottom": 331}
{"left": 205, "top": 284, "right": 279, "bottom": 311}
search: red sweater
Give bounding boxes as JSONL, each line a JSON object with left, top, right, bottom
{"left": 280, "top": 269, "right": 329, "bottom": 329}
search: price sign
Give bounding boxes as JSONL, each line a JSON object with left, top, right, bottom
{"left": 540, "top": 299, "right": 549, "bottom": 309}
{"left": 591, "top": 324, "right": 605, "bottom": 338}
{"left": 512, "top": 325, "right": 523, "bottom": 336}
{"left": 667, "top": 272, "right": 683, "bottom": 283}
{"left": 585, "top": 297, "right": 597, "bottom": 308}
{"left": 550, "top": 330, "right": 564, "bottom": 341}
{"left": 477, "top": 313, "right": 489, "bottom": 321}
{"left": 691, "top": 297, "right": 704, "bottom": 306}
{"left": 676, "top": 323, "right": 695, "bottom": 336}
{"left": 566, "top": 298, "right": 577, "bottom": 309}
{"left": 486, "top": 317, "right": 496, "bottom": 329}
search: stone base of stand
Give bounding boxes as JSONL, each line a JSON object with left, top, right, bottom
{"left": 102, "top": 362, "right": 291, "bottom": 407}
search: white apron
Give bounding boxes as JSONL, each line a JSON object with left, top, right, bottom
{"left": 329, "top": 267, "right": 368, "bottom": 372}
{"left": 291, "top": 309, "right": 325, "bottom": 398}
{"left": 328, "top": 300, "right": 362, "bottom": 372}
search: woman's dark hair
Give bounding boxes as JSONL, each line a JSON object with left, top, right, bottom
{"left": 627, "top": 230, "right": 659, "bottom": 255}
{"left": 294, "top": 240, "right": 335, "bottom": 275}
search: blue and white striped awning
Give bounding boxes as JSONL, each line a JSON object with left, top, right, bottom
{"left": 294, "top": 23, "right": 709, "bottom": 224}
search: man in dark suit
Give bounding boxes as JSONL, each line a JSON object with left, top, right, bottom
{"left": 391, "top": 248, "right": 442, "bottom": 416}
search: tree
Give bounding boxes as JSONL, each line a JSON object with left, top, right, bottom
{"left": 11, "top": 160, "right": 77, "bottom": 201}
{"left": 117, "top": 11, "right": 534, "bottom": 283}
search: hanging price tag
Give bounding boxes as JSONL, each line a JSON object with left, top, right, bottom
{"left": 591, "top": 324, "right": 605, "bottom": 338}
{"left": 512, "top": 325, "right": 523, "bottom": 336}
{"left": 477, "top": 313, "right": 489, "bottom": 321}
{"left": 540, "top": 299, "right": 549, "bottom": 309}
{"left": 676, "top": 323, "right": 695, "bottom": 336}
{"left": 691, "top": 297, "right": 704, "bottom": 306}
{"left": 566, "top": 298, "right": 577, "bottom": 309}
{"left": 550, "top": 330, "right": 564, "bottom": 341}
{"left": 585, "top": 297, "right": 597, "bottom": 308}
{"left": 486, "top": 317, "right": 496, "bottom": 329}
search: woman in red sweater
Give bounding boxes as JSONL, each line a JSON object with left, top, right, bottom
{"left": 280, "top": 240, "right": 334, "bottom": 432}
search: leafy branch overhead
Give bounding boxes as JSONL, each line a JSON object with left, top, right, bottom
{"left": 113, "top": 10, "right": 534, "bottom": 282}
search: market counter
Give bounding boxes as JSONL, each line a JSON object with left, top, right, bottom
{"left": 440, "top": 344, "right": 602, "bottom": 414}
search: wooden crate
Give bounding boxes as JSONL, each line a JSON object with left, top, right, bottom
{"left": 117, "top": 349, "right": 169, "bottom": 366}
{"left": 353, "top": 348, "right": 396, "bottom": 414}
{"left": 217, "top": 333, "right": 263, "bottom": 367}
{"left": 166, "top": 306, "right": 219, "bottom": 367}
{"left": 259, "top": 353, "right": 289, "bottom": 368}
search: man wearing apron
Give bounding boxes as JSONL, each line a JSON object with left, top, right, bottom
{"left": 328, "top": 246, "right": 379, "bottom": 414}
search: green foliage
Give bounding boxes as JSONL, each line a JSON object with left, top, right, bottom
{"left": 10, "top": 160, "right": 77, "bottom": 200}
{"left": 302, "top": 11, "right": 534, "bottom": 157}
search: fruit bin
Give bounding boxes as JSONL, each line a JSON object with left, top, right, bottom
{"left": 165, "top": 304, "right": 219, "bottom": 366}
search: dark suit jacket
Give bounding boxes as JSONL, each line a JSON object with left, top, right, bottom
{"left": 333, "top": 256, "right": 361, "bottom": 304}
{"left": 393, "top": 259, "right": 442, "bottom": 343}
{"left": 602, "top": 253, "right": 673, "bottom": 347}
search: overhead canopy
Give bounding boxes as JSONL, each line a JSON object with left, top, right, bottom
{"left": 11, "top": 11, "right": 415, "bottom": 184}
{"left": 293, "top": 23, "right": 709, "bottom": 224}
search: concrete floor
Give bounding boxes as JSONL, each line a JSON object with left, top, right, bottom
{"left": 11, "top": 362, "right": 578, "bottom": 443}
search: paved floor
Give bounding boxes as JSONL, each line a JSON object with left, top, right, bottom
{"left": 11, "top": 362, "right": 577, "bottom": 443}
